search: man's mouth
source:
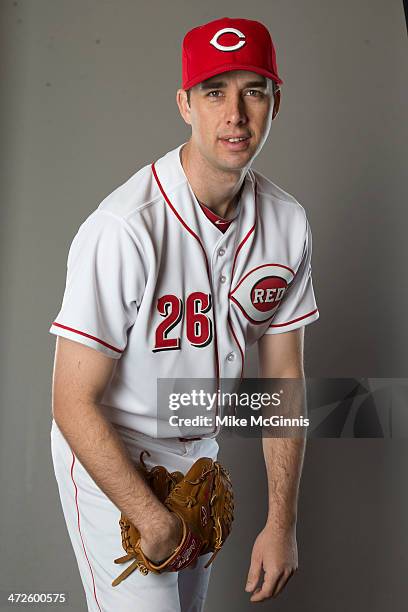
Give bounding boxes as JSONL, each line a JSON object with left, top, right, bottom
{"left": 220, "top": 136, "right": 250, "bottom": 143}
{"left": 218, "top": 135, "right": 251, "bottom": 151}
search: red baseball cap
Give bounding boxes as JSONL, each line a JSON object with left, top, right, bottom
{"left": 182, "top": 17, "right": 283, "bottom": 90}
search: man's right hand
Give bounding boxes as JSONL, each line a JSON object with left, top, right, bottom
{"left": 139, "top": 510, "right": 184, "bottom": 564}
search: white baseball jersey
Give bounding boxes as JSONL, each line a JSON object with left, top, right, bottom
{"left": 49, "top": 143, "right": 319, "bottom": 437}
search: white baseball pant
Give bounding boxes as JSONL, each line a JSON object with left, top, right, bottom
{"left": 50, "top": 419, "right": 219, "bottom": 612}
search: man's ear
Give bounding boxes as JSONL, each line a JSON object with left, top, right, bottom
{"left": 272, "top": 88, "right": 281, "bottom": 121}
{"left": 176, "top": 89, "right": 192, "bottom": 126}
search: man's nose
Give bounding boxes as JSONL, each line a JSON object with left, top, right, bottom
{"left": 225, "top": 94, "right": 248, "bottom": 125}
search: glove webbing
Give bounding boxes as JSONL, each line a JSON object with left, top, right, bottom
{"left": 171, "top": 462, "right": 233, "bottom": 569}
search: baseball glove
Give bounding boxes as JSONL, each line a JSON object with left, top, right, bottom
{"left": 112, "top": 450, "right": 234, "bottom": 586}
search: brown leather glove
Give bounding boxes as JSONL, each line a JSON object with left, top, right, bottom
{"left": 112, "top": 451, "right": 234, "bottom": 586}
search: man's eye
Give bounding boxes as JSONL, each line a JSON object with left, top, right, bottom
{"left": 246, "top": 89, "right": 264, "bottom": 97}
{"left": 207, "top": 90, "right": 223, "bottom": 97}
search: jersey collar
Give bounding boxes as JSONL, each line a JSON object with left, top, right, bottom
{"left": 152, "top": 143, "right": 257, "bottom": 255}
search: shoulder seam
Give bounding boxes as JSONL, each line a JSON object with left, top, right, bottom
{"left": 99, "top": 177, "right": 188, "bottom": 221}
{"left": 91, "top": 210, "right": 146, "bottom": 255}
{"left": 256, "top": 189, "right": 304, "bottom": 210}
{"left": 253, "top": 169, "right": 303, "bottom": 207}
{"left": 125, "top": 177, "right": 188, "bottom": 220}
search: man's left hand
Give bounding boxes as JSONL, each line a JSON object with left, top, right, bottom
{"left": 245, "top": 523, "right": 298, "bottom": 602}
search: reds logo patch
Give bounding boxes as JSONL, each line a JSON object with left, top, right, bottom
{"left": 209, "top": 27, "right": 246, "bottom": 52}
{"left": 230, "top": 264, "right": 294, "bottom": 324}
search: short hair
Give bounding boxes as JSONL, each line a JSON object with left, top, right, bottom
{"left": 185, "top": 78, "right": 279, "bottom": 107}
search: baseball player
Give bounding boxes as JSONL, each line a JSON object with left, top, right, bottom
{"left": 49, "top": 17, "right": 319, "bottom": 611}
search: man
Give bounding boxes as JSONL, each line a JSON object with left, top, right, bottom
{"left": 49, "top": 16, "right": 319, "bottom": 611}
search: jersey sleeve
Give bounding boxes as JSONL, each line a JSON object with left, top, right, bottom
{"left": 264, "top": 215, "right": 320, "bottom": 335}
{"left": 49, "top": 210, "right": 145, "bottom": 358}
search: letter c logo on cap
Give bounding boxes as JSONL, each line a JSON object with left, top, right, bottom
{"left": 209, "top": 27, "right": 246, "bottom": 52}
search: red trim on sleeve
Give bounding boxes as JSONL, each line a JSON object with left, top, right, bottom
{"left": 51, "top": 322, "right": 124, "bottom": 354}
{"left": 269, "top": 308, "right": 319, "bottom": 328}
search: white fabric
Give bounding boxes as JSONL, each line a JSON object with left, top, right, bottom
{"left": 263, "top": 215, "right": 319, "bottom": 334}
{"left": 50, "top": 419, "right": 219, "bottom": 612}
{"left": 49, "top": 143, "right": 319, "bottom": 437}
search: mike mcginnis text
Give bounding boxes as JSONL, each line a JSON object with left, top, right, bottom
{"left": 169, "top": 415, "right": 309, "bottom": 427}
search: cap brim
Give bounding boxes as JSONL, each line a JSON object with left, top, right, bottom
{"left": 183, "top": 63, "right": 283, "bottom": 90}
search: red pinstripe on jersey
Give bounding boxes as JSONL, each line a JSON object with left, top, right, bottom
{"left": 151, "top": 161, "right": 221, "bottom": 435}
{"left": 230, "top": 180, "right": 258, "bottom": 281}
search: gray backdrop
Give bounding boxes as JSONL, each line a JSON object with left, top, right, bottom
{"left": 1, "top": 0, "right": 407, "bottom": 610}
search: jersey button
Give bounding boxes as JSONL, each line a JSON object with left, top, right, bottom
{"left": 227, "top": 352, "right": 235, "bottom": 362}
{"left": 220, "top": 275, "right": 227, "bottom": 284}
{"left": 218, "top": 248, "right": 226, "bottom": 257}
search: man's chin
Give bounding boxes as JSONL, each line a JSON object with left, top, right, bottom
{"left": 215, "top": 150, "right": 254, "bottom": 172}
{"left": 220, "top": 159, "right": 252, "bottom": 173}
